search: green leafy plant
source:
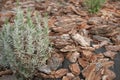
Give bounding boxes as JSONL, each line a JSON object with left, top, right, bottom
{"left": 85, "top": 0, "right": 105, "bottom": 13}
{"left": 0, "top": 8, "right": 51, "bottom": 79}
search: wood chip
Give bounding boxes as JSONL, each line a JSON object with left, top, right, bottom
{"left": 103, "top": 51, "right": 117, "bottom": 59}
{"left": 71, "top": 33, "right": 90, "bottom": 47}
{"left": 78, "top": 58, "right": 89, "bottom": 68}
{"left": 69, "top": 63, "right": 80, "bottom": 76}
{"left": 55, "top": 69, "right": 68, "bottom": 78}
{"left": 105, "top": 45, "right": 120, "bottom": 51}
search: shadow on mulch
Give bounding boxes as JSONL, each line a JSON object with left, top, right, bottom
{"left": 113, "top": 52, "right": 120, "bottom": 80}
{"left": 95, "top": 47, "right": 120, "bottom": 80}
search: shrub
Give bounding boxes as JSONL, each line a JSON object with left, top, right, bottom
{"left": 0, "top": 8, "right": 51, "bottom": 79}
{"left": 85, "top": 0, "right": 105, "bottom": 13}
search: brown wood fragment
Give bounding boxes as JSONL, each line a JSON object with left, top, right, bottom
{"left": 82, "top": 64, "right": 96, "bottom": 80}
{"left": 69, "top": 63, "right": 80, "bottom": 76}
{"left": 55, "top": 69, "right": 68, "bottom": 78}
{"left": 105, "top": 45, "right": 120, "bottom": 51}
{"left": 0, "top": 70, "right": 13, "bottom": 76}
{"left": 78, "top": 58, "right": 89, "bottom": 68}
{"left": 71, "top": 33, "right": 91, "bottom": 47}
{"left": 103, "top": 51, "right": 117, "bottom": 59}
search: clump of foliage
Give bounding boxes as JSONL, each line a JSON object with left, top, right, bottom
{"left": 85, "top": 0, "right": 105, "bottom": 13}
{"left": 0, "top": 8, "right": 51, "bottom": 79}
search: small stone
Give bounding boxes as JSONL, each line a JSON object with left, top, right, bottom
{"left": 69, "top": 63, "right": 80, "bottom": 75}
{"left": 66, "top": 51, "right": 80, "bottom": 63}
{"left": 55, "top": 69, "right": 68, "bottom": 78}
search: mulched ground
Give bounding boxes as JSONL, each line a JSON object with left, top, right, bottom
{"left": 0, "top": 0, "right": 120, "bottom": 80}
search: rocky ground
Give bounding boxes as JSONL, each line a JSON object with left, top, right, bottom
{"left": 0, "top": 0, "right": 120, "bottom": 80}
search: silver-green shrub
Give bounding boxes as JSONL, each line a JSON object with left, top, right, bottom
{"left": 0, "top": 8, "right": 50, "bottom": 79}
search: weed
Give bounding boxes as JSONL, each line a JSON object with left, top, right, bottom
{"left": 85, "top": 0, "right": 105, "bottom": 13}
